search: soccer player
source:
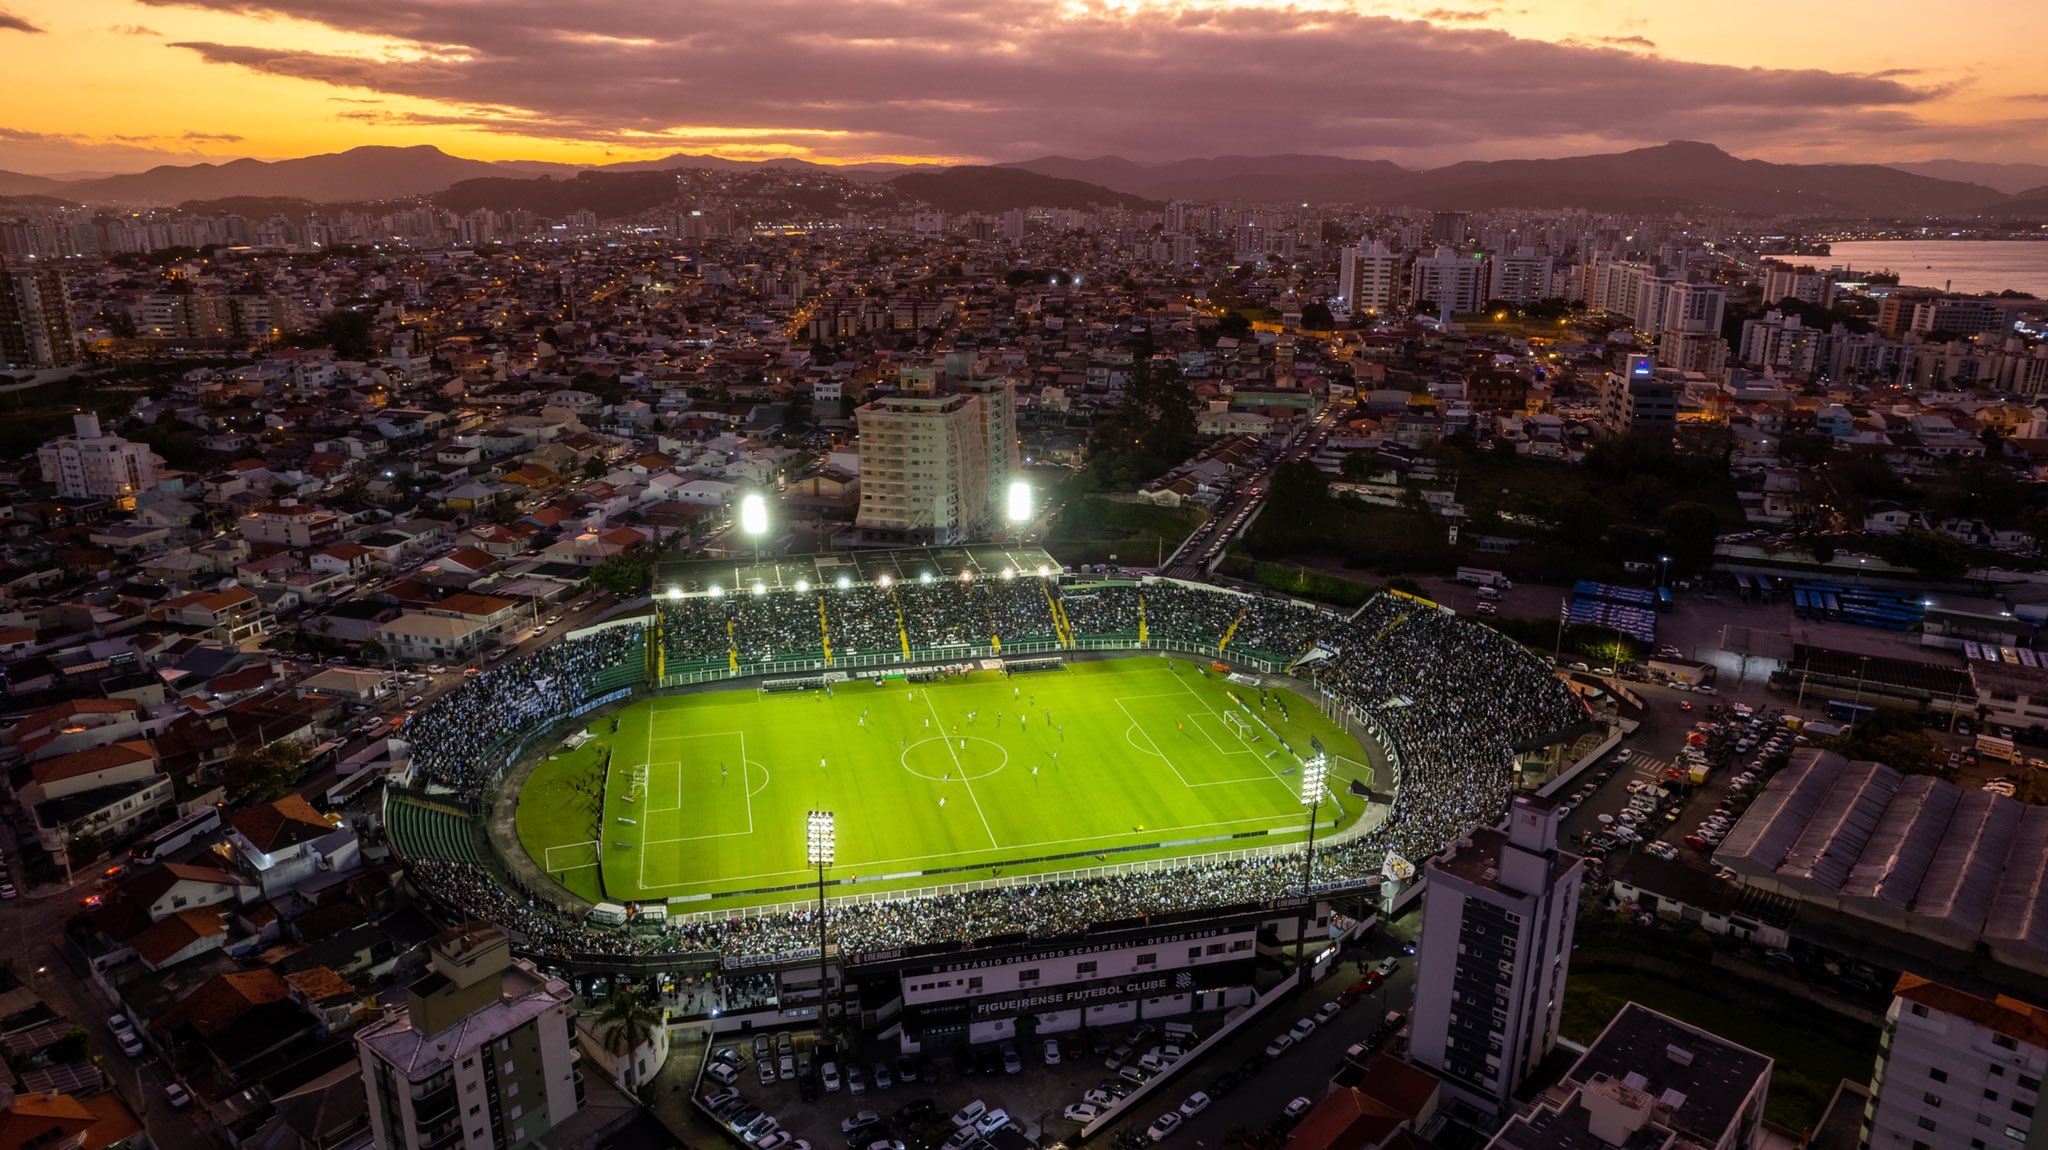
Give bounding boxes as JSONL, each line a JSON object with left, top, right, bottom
{"left": 820, "top": 757, "right": 827, "bottom": 770}
{"left": 939, "top": 796, "right": 947, "bottom": 808}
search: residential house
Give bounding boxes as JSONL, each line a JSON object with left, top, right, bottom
{"left": 225, "top": 794, "right": 360, "bottom": 899}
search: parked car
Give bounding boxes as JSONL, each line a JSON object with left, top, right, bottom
{"left": 1043, "top": 1037, "right": 1062, "bottom": 1065}
{"left": 163, "top": 1083, "right": 191, "bottom": 1109}
{"left": 1064, "top": 1102, "right": 1102, "bottom": 1123}
{"left": 1283, "top": 1096, "right": 1313, "bottom": 1120}
{"left": 1288, "top": 1017, "right": 1317, "bottom": 1041}
{"left": 1263, "top": 1034, "right": 1294, "bottom": 1058}
{"left": 1179, "top": 1092, "right": 1211, "bottom": 1118}
{"left": 1145, "top": 1112, "right": 1183, "bottom": 1141}
{"left": 950, "top": 1100, "right": 987, "bottom": 1129}
{"left": 1314, "top": 1001, "right": 1343, "bottom": 1024}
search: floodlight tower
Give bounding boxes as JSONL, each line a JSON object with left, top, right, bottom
{"left": 1004, "top": 478, "right": 1033, "bottom": 542}
{"left": 806, "top": 810, "right": 835, "bottom": 1028}
{"left": 740, "top": 491, "right": 769, "bottom": 561}
{"left": 1293, "top": 740, "right": 1331, "bottom": 979}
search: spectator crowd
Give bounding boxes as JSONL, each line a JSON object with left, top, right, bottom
{"left": 405, "top": 579, "right": 1586, "bottom": 971}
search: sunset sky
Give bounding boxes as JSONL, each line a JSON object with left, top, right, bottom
{"left": 4, "top": 0, "right": 2047, "bottom": 174}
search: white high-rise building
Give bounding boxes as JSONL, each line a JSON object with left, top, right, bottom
{"left": 1409, "top": 794, "right": 1584, "bottom": 1124}
{"left": 357, "top": 926, "right": 583, "bottom": 1150}
{"left": 37, "top": 411, "right": 158, "bottom": 505}
{"left": 1488, "top": 248, "right": 1552, "bottom": 305}
{"left": 1864, "top": 974, "right": 2047, "bottom": 1150}
{"left": 855, "top": 379, "right": 1019, "bottom": 545}
{"left": 1338, "top": 239, "right": 1403, "bottom": 315}
{"left": 1410, "top": 246, "right": 1488, "bottom": 316}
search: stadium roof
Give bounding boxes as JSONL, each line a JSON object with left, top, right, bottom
{"left": 654, "top": 546, "right": 1063, "bottom": 597}
{"left": 1715, "top": 748, "right": 2048, "bottom": 974}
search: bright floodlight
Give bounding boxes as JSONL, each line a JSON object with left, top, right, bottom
{"left": 1037, "top": 565, "right": 1050, "bottom": 577}
{"left": 796, "top": 579, "right": 809, "bottom": 593}
{"left": 752, "top": 581, "right": 766, "bottom": 596}
{"left": 709, "top": 584, "right": 723, "bottom": 597}
{"left": 1300, "top": 757, "right": 1329, "bottom": 806}
{"left": 878, "top": 574, "right": 891, "bottom": 588}
{"left": 1006, "top": 478, "right": 1033, "bottom": 523}
{"left": 806, "top": 810, "right": 835, "bottom": 866}
{"left": 920, "top": 571, "right": 934, "bottom": 585}
{"left": 837, "top": 574, "right": 851, "bottom": 590}
{"left": 960, "top": 569, "right": 974, "bottom": 583}
{"left": 1002, "top": 568, "right": 1015, "bottom": 580}
{"left": 667, "top": 586, "right": 683, "bottom": 600}
{"left": 739, "top": 492, "right": 769, "bottom": 537}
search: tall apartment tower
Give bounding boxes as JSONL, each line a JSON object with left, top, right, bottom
{"left": 357, "top": 926, "right": 583, "bottom": 1150}
{"left": 1410, "top": 793, "right": 1585, "bottom": 1125}
{"left": 855, "top": 378, "right": 1018, "bottom": 545}
{"left": 0, "top": 259, "right": 78, "bottom": 368}
{"left": 1338, "top": 239, "right": 1403, "bottom": 315}
{"left": 1864, "top": 974, "right": 2047, "bottom": 1150}
{"left": 37, "top": 411, "right": 158, "bottom": 504}
{"left": 1488, "top": 248, "right": 1552, "bottom": 305}
{"left": 1411, "top": 246, "right": 1488, "bottom": 316}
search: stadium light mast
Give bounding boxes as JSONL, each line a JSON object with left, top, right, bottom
{"left": 806, "top": 810, "right": 835, "bottom": 1030}
{"left": 1004, "top": 478, "right": 1033, "bottom": 542}
{"left": 1293, "top": 741, "right": 1330, "bottom": 980}
{"left": 740, "top": 491, "right": 769, "bottom": 561}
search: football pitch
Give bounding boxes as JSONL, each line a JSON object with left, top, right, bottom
{"left": 513, "top": 657, "right": 1378, "bottom": 909}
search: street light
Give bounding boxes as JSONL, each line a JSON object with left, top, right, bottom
{"left": 1294, "top": 741, "right": 1330, "bottom": 980}
{"left": 806, "top": 811, "right": 835, "bottom": 1030}
{"left": 1658, "top": 554, "right": 1671, "bottom": 587}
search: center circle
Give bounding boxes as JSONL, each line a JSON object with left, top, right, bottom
{"left": 900, "top": 736, "right": 1009, "bottom": 781}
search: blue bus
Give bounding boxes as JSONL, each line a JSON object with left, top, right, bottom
{"left": 1656, "top": 587, "right": 1674, "bottom": 612}
{"left": 1825, "top": 699, "right": 1876, "bottom": 724}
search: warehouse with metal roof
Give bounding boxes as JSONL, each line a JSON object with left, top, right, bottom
{"left": 1714, "top": 747, "right": 2048, "bottom": 977}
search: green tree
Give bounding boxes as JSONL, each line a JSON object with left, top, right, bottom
{"left": 1879, "top": 528, "right": 1969, "bottom": 581}
{"left": 304, "top": 309, "right": 376, "bottom": 359}
{"left": 1827, "top": 707, "right": 1945, "bottom": 775}
{"left": 1339, "top": 451, "right": 1373, "bottom": 483}
{"left": 589, "top": 555, "right": 652, "bottom": 596}
{"left": 596, "top": 988, "right": 662, "bottom": 1081}
{"left": 1657, "top": 501, "right": 1720, "bottom": 577}
{"left": 359, "top": 639, "right": 388, "bottom": 663}
{"left": 222, "top": 739, "right": 309, "bottom": 804}
{"left": 1551, "top": 495, "right": 1609, "bottom": 547}
{"left": 1298, "top": 302, "right": 1335, "bottom": 331}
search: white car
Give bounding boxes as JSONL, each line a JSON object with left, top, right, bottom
{"left": 820, "top": 1061, "right": 841, "bottom": 1092}
{"left": 163, "top": 1082, "right": 192, "bottom": 1109}
{"left": 950, "top": 1100, "right": 987, "bottom": 1129}
{"left": 1314, "top": 1001, "right": 1343, "bottom": 1024}
{"left": 1179, "top": 1092, "right": 1211, "bottom": 1118}
{"left": 841, "top": 1112, "right": 882, "bottom": 1134}
{"left": 1065, "top": 1102, "right": 1103, "bottom": 1122}
{"left": 1288, "top": 1017, "right": 1317, "bottom": 1040}
{"left": 1283, "top": 1096, "right": 1313, "bottom": 1120}
{"left": 705, "top": 1061, "right": 738, "bottom": 1085}
{"left": 1145, "top": 1112, "right": 1183, "bottom": 1141}
{"left": 1263, "top": 1034, "right": 1294, "bottom": 1058}
{"left": 975, "top": 1109, "right": 1010, "bottom": 1136}
{"left": 1043, "top": 1037, "right": 1062, "bottom": 1065}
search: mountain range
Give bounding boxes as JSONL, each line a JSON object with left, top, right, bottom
{"left": 4, "top": 141, "right": 2045, "bottom": 218}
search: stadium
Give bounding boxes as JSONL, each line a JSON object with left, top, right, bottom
{"left": 379, "top": 547, "right": 1586, "bottom": 1044}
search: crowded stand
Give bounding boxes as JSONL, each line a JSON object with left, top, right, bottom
{"left": 404, "top": 624, "right": 644, "bottom": 796}
{"left": 401, "top": 580, "right": 1585, "bottom": 967}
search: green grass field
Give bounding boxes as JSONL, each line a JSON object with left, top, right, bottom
{"left": 514, "top": 657, "right": 1377, "bottom": 909}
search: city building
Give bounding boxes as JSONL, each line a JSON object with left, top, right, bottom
{"left": 1411, "top": 247, "right": 1488, "bottom": 316}
{"left": 1339, "top": 239, "right": 1404, "bottom": 315}
{"left": 1488, "top": 249, "right": 1552, "bottom": 306}
{"left": 1487, "top": 1002, "right": 1772, "bottom": 1150}
{"left": 1409, "top": 793, "right": 1584, "bottom": 1124}
{"left": 1600, "top": 355, "right": 1678, "bottom": 438}
{"left": 854, "top": 380, "right": 1018, "bottom": 545}
{"left": 36, "top": 412, "right": 159, "bottom": 505}
{"left": 1864, "top": 974, "right": 2046, "bottom": 1150}
{"left": 0, "top": 259, "right": 78, "bottom": 368}
{"left": 357, "top": 925, "right": 584, "bottom": 1150}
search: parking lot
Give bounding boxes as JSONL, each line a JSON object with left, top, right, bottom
{"left": 1556, "top": 693, "right": 1808, "bottom": 884}
{"left": 693, "top": 931, "right": 1422, "bottom": 1150}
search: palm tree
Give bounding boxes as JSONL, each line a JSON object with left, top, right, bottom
{"left": 595, "top": 988, "right": 661, "bottom": 1084}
